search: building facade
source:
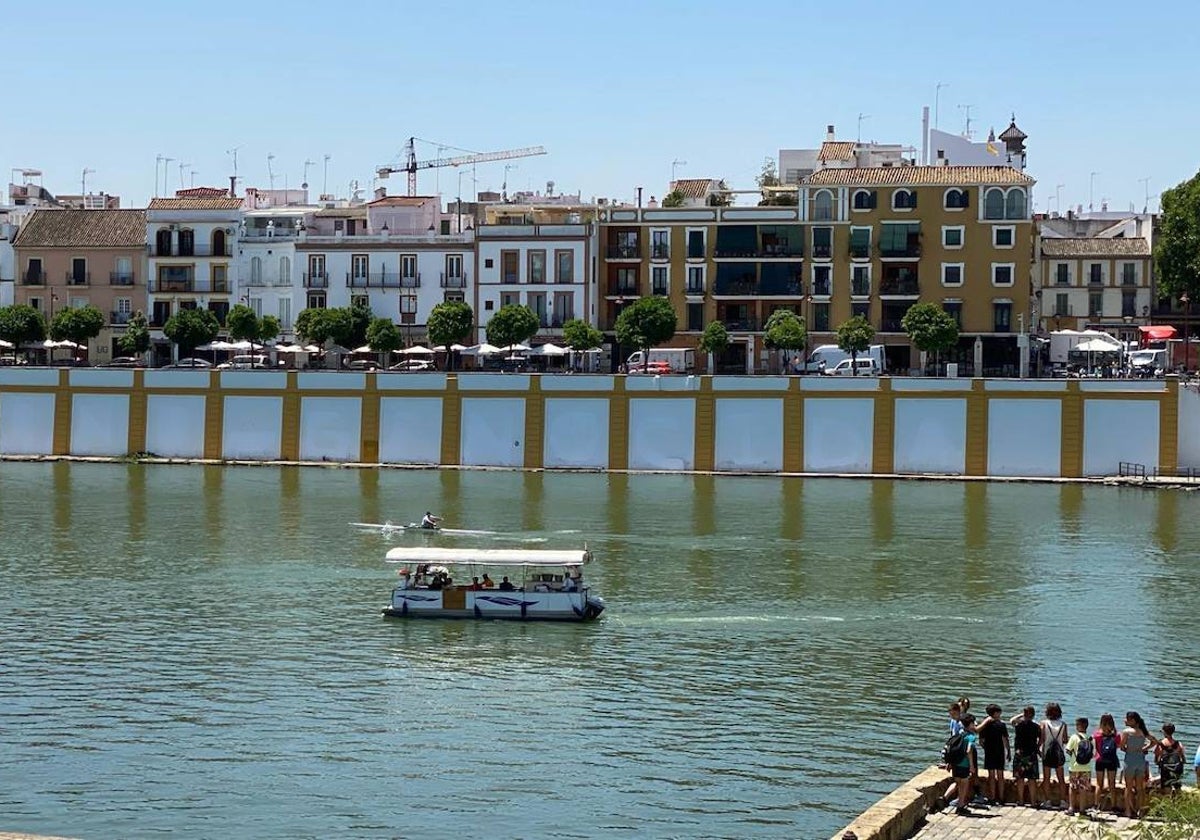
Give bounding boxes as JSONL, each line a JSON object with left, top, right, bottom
{"left": 238, "top": 207, "right": 308, "bottom": 339}
{"left": 10, "top": 209, "right": 147, "bottom": 360}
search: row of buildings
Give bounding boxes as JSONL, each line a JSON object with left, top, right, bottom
{"left": 0, "top": 119, "right": 1180, "bottom": 373}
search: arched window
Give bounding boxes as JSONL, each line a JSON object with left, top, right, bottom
{"left": 178, "top": 228, "right": 195, "bottom": 256}
{"left": 250, "top": 256, "right": 262, "bottom": 284}
{"left": 1005, "top": 188, "right": 1027, "bottom": 220}
{"left": 155, "top": 228, "right": 172, "bottom": 256}
{"left": 852, "top": 190, "right": 874, "bottom": 210}
{"left": 813, "top": 189, "right": 835, "bottom": 221}
{"left": 892, "top": 189, "right": 916, "bottom": 210}
{"left": 984, "top": 188, "right": 1005, "bottom": 220}
{"left": 212, "top": 228, "right": 227, "bottom": 257}
{"left": 944, "top": 189, "right": 968, "bottom": 209}
{"left": 279, "top": 256, "right": 291, "bottom": 284}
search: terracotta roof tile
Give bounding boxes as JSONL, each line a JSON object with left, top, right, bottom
{"left": 818, "top": 141, "right": 856, "bottom": 162}
{"left": 806, "top": 165, "right": 1034, "bottom": 186}
{"left": 12, "top": 209, "right": 146, "bottom": 248}
{"left": 174, "top": 186, "right": 230, "bottom": 198}
{"left": 147, "top": 197, "right": 244, "bottom": 210}
{"left": 367, "top": 195, "right": 437, "bottom": 207}
{"left": 1040, "top": 237, "right": 1150, "bottom": 257}
{"left": 670, "top": 178, "right": 716, "bottom": 199}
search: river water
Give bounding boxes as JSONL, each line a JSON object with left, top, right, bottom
{"left": 1, "top": 463, "right": 1198, "bottom": 839}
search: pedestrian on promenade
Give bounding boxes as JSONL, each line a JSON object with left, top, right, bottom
{"left": 1010, "top": 706, "right": 1041, "bottom": 807}
{"left": 1194, "top": 740, "right": 1200, "bottom": 788}
{"left": 1040, "top": 702, "right": 1069, "bottom": 809}
{"left": 948, "top": 701, "right": 964, "bottom": 738}
{"left": 1093, "top": 713, "right": 1121, "bottom": 812}
{"left": 1154, "top": 723, "right": 1185, "bottom": 793}
{"left": 948, "top": 714, "right": 979, "bottom": 816}
{"left": 976, "top": 704, "right": 1010, "bottom": 804}
{"left": 1120, "top": 711, "right": 1156, "bottom": 817}
{"left": 1066, "top": 717, "right": 1094, "bottom": 816}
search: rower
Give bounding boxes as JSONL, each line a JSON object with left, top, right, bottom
{"left": 420, "top": 511, "right": 442, "bottom": 530}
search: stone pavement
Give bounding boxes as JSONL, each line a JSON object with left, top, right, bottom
{"left": 914, "top": 803, "right": 1143, "bottom": 839}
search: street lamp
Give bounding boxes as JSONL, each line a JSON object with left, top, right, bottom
{"left": 1182, "top": 293, "right": 1191, "bottom": 372}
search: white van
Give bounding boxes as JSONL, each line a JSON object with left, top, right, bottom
{"left": 824, "top": 357, "right": 881, "bottom": 377}
{"left": 803, "top": 344, "right": 886, "bottom": 374}
{"left": 625, "top": 348, "right": 695, "bottom": 373}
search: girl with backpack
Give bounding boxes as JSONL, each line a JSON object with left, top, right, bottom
{"left": 1120, "top": 710, "right": 1157, "bottom": 817}
{"left": 1154, "top": 723, "right": 1186, "bottom": 793}
{"left": 1092, "top": 713, "right": 1121, "bottom": 812}
{"left": 1040, "top": 702, "right": 1069, "bottom": 809}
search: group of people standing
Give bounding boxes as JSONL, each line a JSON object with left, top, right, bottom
{"left": 944, "top": 698, "right": 1196, "bottom": 818}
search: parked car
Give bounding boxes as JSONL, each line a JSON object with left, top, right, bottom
{"left": 627, "top": 360, "right": 673, "bottom": 375}
{"left": 103, "top": 357, "right": 145, "bottom": 368}
{"left": 824, "top": 357, "right": 881, "bottom": 377}
{"left": 387, "top": 359, "right": 435, "bottom": 372}
{"left": 216, "top": 354, "right": 268, "bottom": 370}
{"left": 163, "top": 357, "right": 213, "bottom": 369}
{"left": 347, "top": 359, "right": 380, "bottom": 371}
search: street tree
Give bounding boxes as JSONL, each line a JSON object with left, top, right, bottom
{"left": 762, "top": 309, "right": 807, "bottom": 372}
{"left": 49, "top": 305, "right": 105, "bottom": 351}
{"left": 486, "top": 304, "right": 540, "bottom": 349}
{"left": 226, "top": 304, "right": 259, "bottom": 344}
{"left": 561, "top": 319, "right": 603, "bottom": 351}
{"left": 347, "top": 302, "right": 372, "bottom": 348}
{"left": 615, "top": 296, "right": 677, "bottom": 371}
{"left": 163, "top": 308, "right": 220, "bottom": 358}
{"left": 835, "top": 315, "right": 876, "bottom": 376}
{"left": 1155, "top": 169, "right": 1200, "bottom": 302}
{"left": 118, "top": 310, "right": 151, "bottom": 359}
{"left": 295, "top": 308, "right": 334, "bottom": 347}
{"left": 0, "top": 304, "right": 47, "bottom": 349}
{"left": 698, "top": 320, "right": 729, "bottom": 373}
{"left": 257, "top": 315, "right": 280, "bottom": 345}
{"left": 901, "top": 302, "right": 959, "bottom": 373}
{"left": 427, "top": 301, "right": 474, "bottom": 370}
{"left": 365, "top": 317, "right": 402, "bottom": 365}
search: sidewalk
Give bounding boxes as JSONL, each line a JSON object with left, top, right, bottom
{"left": 914, "top": 803, "right": 1142, "bottom": 839}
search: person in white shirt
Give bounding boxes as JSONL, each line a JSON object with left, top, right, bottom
{"left": 420, "top": 511, "right": 441, "bottom": 530}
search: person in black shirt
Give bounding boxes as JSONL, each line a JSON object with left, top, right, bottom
{"left": 975, "top": 704, "right": 1011, "bottom": 804}
{"left": 1009, "top": 705, "right": 1042, "bottom": 806}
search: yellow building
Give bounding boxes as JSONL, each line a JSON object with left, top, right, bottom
{"left": 598, "top": 164, "right": 1036, "bottom": 374}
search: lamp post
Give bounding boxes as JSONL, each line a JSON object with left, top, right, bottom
{"left": 1182, "top": 293, "right": 1191, "bottom": 372}
{"left": 803, "top": 294, "right": 813, "bottom": 371}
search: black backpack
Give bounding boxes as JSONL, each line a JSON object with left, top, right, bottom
{"left": 1099, "top": 733, "right": 1119, "bottom": 763}
{"left": 1074, "top": 735, "right": 1094, "bottom": 764}
{"left": 1044, "top": 725, "right": 1067, "bottom": 768}
{"left": 1160, "top": 743, "right": 1185, "bottom": 775}
{"left": 943, "top": 732, "right": 968, "bottom": 766}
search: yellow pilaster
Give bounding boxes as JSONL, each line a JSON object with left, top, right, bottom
{"left": 1159, "top": 377, "right": 1180, "bottom": 472}
{"left": 127, "top": 368, "right": 148, "bottom": 455}
{"left": 523, "top": 375, "right": 545, "bottom": 469}
{"left": 782, "top": 377, "right": 803, "bottom": 473}
{"left": 203, "top": 370, "right": 224, "bottom": 460}
{"left": 52, "top": 368, "right": 72, "bottom": 455}
{"left": 1060, "top": 380, "right": 1083, "bottom": 478}
{"left": 964, "top": 379, "right": 989, "bottom": 476}
{"left": 280, "top": 371, "right": 301, "bottom": 461}
{"left": 439, "top": 374, "right": 461, "bottom": 466}
{"left": 693, "top": 376, "right": 715, "bottom": 473}
{"left": 360, "top": 372, "right": 380, "bottom": 464}
{"left": 871, "top": 376, "right": 895, "bottom": 475}
{"left": 608, "top": 376, "right": 629, "bottom": 471}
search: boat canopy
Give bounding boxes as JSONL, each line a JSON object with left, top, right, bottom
{"left": 384, "top": 547, "right": 590, "bottom": 567}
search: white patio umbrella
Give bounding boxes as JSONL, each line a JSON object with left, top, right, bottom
{"left": 402, "top": 345, "right": 434, "bottom": 355}
{"left": 208, "top": 340, "right": 237, "bottom": 351}
{"left": 353, "top": 344, "right": 374, "bottom": 354}
{"left": 502, "top": 343, "right": 532, "bottom": 353}
{"left": 0, "top": 339, "right": 12, "bottom": 349}
{"left": 1075, "top": 337, "right": 1118, "bottom": 353}
{"left": 44, "top": 339, "right": 82, "bottom": 349}
{"left": 432, "top": 343, "right": 468, "bottom": 352}
{"left": 531, "top": 343, "right": 568, "bottom": 356}
{"left": 229, "top": 340, "right": 255, "bottom": 352}
{"left": 464, "top": 343, "right": 501, "bottom": 356}
{"left": 274, "top": 343, "right": 307, "bottom": 353}
{"left": 303, "top": 345, "right": 321, "bottom": 353}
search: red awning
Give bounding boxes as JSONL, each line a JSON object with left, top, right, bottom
{"left": 1138, "top": 325, "right": 1177, "bottom": 341}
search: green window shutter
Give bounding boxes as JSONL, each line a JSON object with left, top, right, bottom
{"left": 869, "top": 191, "right": 878, "bottom": 208}
{"left": 909, "top": 191, "right": 918, "bottom": 208}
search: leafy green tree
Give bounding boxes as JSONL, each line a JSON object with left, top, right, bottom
{"left": 163, "top": 308, "right": 220, "bottom": 358}
{"left": 615, "top": 296, "right": 677, "bottom": 371}
{"left": 49, "top": 305, "right": 105, "bottom": 350}
{"left": 661, "top": 190, "right": 685, "bottom": 208}
{"left": 705, "top": 179, "right": 733, "bottom": 207}
{"left": 763, "top": 309, "right": 807, "bottom": 372}
{"left": 226, "top": 304, "right": 259, "bottom": 343}
{"left": 698, "top": 320, "right": 729, "bottom": 373}
{"left": 257, "top": 315, "right": 280, "bottom": 345}
{"left": 1155, "top": 169, "right": 1200, "bottom": 302}
{"left": 325, "top": 308, "right": 358, "bottom": 348}
{"left": 901, "top": 302, "right": 959, "bottom": 373}
{"left": 427, "top": 301, "right": 474, "bottom": 370}
{"left": 295, "top": 308, "right": 332, "bottom": 347}
{"left": 561, "top": 318, "right": 603, "bottom": 351}
{"left": 486, "top": 304, "right": 540, "bottom": 349}
{"left": 365, "top": 317, "right": 402, "bottom": 357}
{"left": 755, "top": 158, "right": 797, "bottom": 207}
{"left": 118, "top": 310, "right": 151, "bottom": 358}
{"left": 835, "top": 315, "right": 876, "bottom": 376}
{"left": 348, "top": 303, "right": 373, "bottom": 349}
{"left": 0, "top": 304, "right": 47, "bottom": 348}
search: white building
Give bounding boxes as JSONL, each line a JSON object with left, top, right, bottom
{"left": 237, "top": 207, "right": 308, "bottom": 339}
{"left": 146, "top": 193, "right": 243, "bottom": 363}
{"left": 474, "top": 222, "right": 594, "bottom": 343}
{"left": 779, "top": 125, "right": 914, "bottom": 184}
{"left": 0, "top": 213, "right": 16, "bottom": 306}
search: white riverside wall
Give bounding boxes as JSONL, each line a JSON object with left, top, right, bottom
{"left": 0, "top": 370, "right": 1188, "bottom": 479}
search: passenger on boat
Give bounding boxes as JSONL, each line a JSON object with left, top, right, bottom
{"left": 498, "top": 576, "right": 515, "bottom": 592}
{"left": 481, "top": 573, "right": 495, "bottom": 589}
{"left": 428, "top": 576, "right": 444, "bottom": 591}
{"left": 468, "top": 576, "right": 482, "bottom": 591}
{"left": 561, "top": 574, "right": 578, "bottom": 592}
{"left": 397, "top": 568, "right": 412, "bottom": 589}
{"left": 420, "top": 511, "right": 442, "bottom": 530}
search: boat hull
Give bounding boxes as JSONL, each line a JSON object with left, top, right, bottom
{"left": 382, "top": 588, "right": 605, "bottom": 622}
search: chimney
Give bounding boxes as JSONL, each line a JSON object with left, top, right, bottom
{"left": 826, "top": 124, "right": 836, "bottom": 141}
{"left": 648, "top": 196, "right": 659, "bottom": 208}
{"left": 936, "top": 149, "right": 945, "bottom": 166}
{"left": 228, "top": 176, "right": 237, "bottom": 198}
{"left": 374, "top": 186, "right": 387, "bottom": 200}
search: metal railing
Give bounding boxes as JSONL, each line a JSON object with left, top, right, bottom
{"left": 851, "top": 280, "right": 870, "bottom": 296}
{"left": 110, "top": 272, "right": 136, "bottom": 286}
{"left": 686, "top": 281, "right": 706, "bottom": 294}
{"left": 21, "top": 271, "right": 44, "bottom": 285}
{"left": 1119, "top": 462, "right": 1147, "bottom": 478}
{"left": 441, "top": 272, "right": 467, "bottom": 288}
{"left": 608, "top": 281, "right": 640, "bottom": 295}
{"left": 150, "top": 278, "right": 230, "bottom": 293}
{"left": 721, "top": 317, "right": 759, "bottom": 331}
{"left": 879, "top": 244, "right": 921, "bottom": 259}
{"left": 149, "top": 244, "right": 232, "bottom": 257}
{"left": 65, "top": 272, "right": 90, "bottom": 285}
{"left": 606, "top": 244, "right": 641, "bottom": 259}
{"left": 111, "top": 311, "right": 132, "bottom": 325}
{"left": 880, "top": 279, "right": 920, "bottom": 296}
{"left": 651, "top": 245, "right": 670, "bottom": 260}
{"left": 346, "top": 272, "right": 420, "bottom": 289}
{"left": 303, "top": 272, "right": 329, "bottom": 288}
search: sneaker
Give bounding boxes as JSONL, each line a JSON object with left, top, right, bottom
{"left": 1066, "top": 809, "right": 1078, "bottom": 816}
{"left": 955, "top": 806, "right": 971, "bottom": 816}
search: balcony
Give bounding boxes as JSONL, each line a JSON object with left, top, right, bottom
{"left": 21, "top": 271, "right": 44, "bottom": 285}
{"left": 243, "top": 276, "right": 268, "bottom": 287}
{"left": 65, "top": 272, "right": 90, "bottom": 286}
{"left": 1055, "top": 273, "right": 1071, "bottom": 287}
{"left": 1054, "top": 303, "right": 1074, "bottom": 317}
{"left": 879, "top": 243, "right": 921, "bottom": 259}
{"left": 811, "top": 278, "right": 831, "bottom": 296}
{"left": 1088, "top": 274, "right": 1104, "bottom": 287}
{"left": 111, "top": 311, "right": 132, "bottom": 326}
{"left": 713, "top": 246, "right": 804, "bottom": 259}
{"left": 651, "top": 244, "right": 670, "bottom": 260}
{"left": 151, "top": 277, "right": 229, "bottom": 294}
{"left": 304, "top": 272, "right": 329, "bottom": 288}
{"left": 549, "top": 314, "right": 573, "bottom": 328}
{"left": 721, "top": 316, "right": 759, "bottom": 332}
{"left": 607, "top": 279, "right": 640, "bottom": 296}
{"left": 652, "top": 283, "right": 669, "bottom": 296}
{"left": 110, "top": 272, "right": 136, "bottom": 286}
{"left": 849, "top": 243, "right": 871, "bottom": 259}
{"left": 879, "top": 278, "right": 920, "bottom": 296}
{"left": 851, "top": 279, "right": 870, "bottom": 297}
{"left": 346, "top": 272, "right": 420, "bottom": 289}
{"left": 441, "top": 272, "right": 467, "bottom": 288}
{"left": 501, "top": 271, "right": 519, "bottom": 284}
{"left": 150, "top": 244, "right": 232, "bottom": 257}
{"left": 811, "top": 244, "right": 832, "bottom": 259}
{"left": 686, "top": 280, "right": 706, "bottom": 295}
{"left": 606, "top": 244, "right": 641, "bottom": 260}
{"left": 1121, "top": 271, "right": 1137, "bottom": 287}
{"left": 882, "top": 318, "right": 905, "bottom": 332}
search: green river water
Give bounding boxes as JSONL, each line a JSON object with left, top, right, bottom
{"left": 1, "top": 463, "right": 1198, "bottom": 839}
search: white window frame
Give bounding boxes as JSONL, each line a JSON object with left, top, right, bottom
{"left": 941, "top": 262, "right": 965, "bottom": 287}
{"left": 992, "top": 226, "right": 1015, "bottom": 249}
{"left": 891, "top": 189, "right": 915, "bottom": 212}
{"left": 116, "top": 297, "right": 132, "bottom": 314}
{"left": 943, "top": 188, "right": 968, "bottom": 211}
{"left": 686, "top": 264, "right": 705, "bottom": 294}
{"left": 991, "top": 262, "right": 1016, "bottom": 287}
{"left": 651, "top": 265, "right": 669, "bottom": 295}
{"left": 650, "top": 228, "right": 670, "bottom": 260}
{"left": 685, "top": 227, "right": 706, "bottom": 261}
{"left": 812, "top": 189, "right": 836, "bottom": 221}
{"left": 1005, "top": 187, "right": 1028, "bottom": 220}
{"left": 850, "top": 263, "right": 871, "bottom": 297}
{"left": 1054, "top": 262, "right": 1072, "bottom": 286}
{"left": 942, "top": 225, "right": 965, "bottom": 250}
{"left": 851, "top": 189, "right": 873, "bottom": 212}
{"left": 849, "top": 225, "right": 872, "bottom": 259}
{"left": 811, "top": 263, "right": 833, "bottom": 297}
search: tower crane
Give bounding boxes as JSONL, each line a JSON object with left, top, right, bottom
{"left": 376, "top": 137, "right": 546, "bottom": 197}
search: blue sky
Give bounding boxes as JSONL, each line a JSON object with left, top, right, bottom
{"left": 5, "top": 0, "right": 1197, "bottom": 211}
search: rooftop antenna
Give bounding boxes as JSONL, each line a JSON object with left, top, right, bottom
{"left": 190, "top": 170, "right": 198, "bottom": 188}
{"left": 302, "top": 159, "right": 315, "bottom": 190}
{"left": 154, "top": 154, "right": 164, "bottom": 197}
{"left": 178, "top": 162, "right": 190, "bottom": 189}
{"left": 267, "top": 153, "right": 276, "bottom": 190}
{"left": 503, "top": 163, "right": 518, "bottom": 201}
{"left": 1138, "top": 177, "right": 1151, "bottom": 213}
{"left": 226, "top": 146, "right": 241, "bottom": 193}
{"left": 671, "top": 158, "right": 687, "bottom": 183}
{"left": 322, "top": 154, "right": 331, "bottom": 197}
{"left": 81, "top": 168, "right": 94, "bottom": 199}
{"left": 856, "top": 113, "right": 870, "bottom": 143}
{"left": 163, "top": 157, "right": 175, "bottom": 195}
{"left": 934, "top": 82, "right": 949, "bottom": 129}
{"left": 1089, "top": 171, "right": 1099, "bottom": 212}
{"left": 957, "top": 104, "right": 974, "bottom": 139}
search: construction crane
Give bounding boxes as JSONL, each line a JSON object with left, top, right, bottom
{"left": 376, "top": 137, "right": 546, "bottom": 197}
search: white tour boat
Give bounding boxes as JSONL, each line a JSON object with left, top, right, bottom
{"left": 382, "top": 547, "right": 605, "bottom": 622}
